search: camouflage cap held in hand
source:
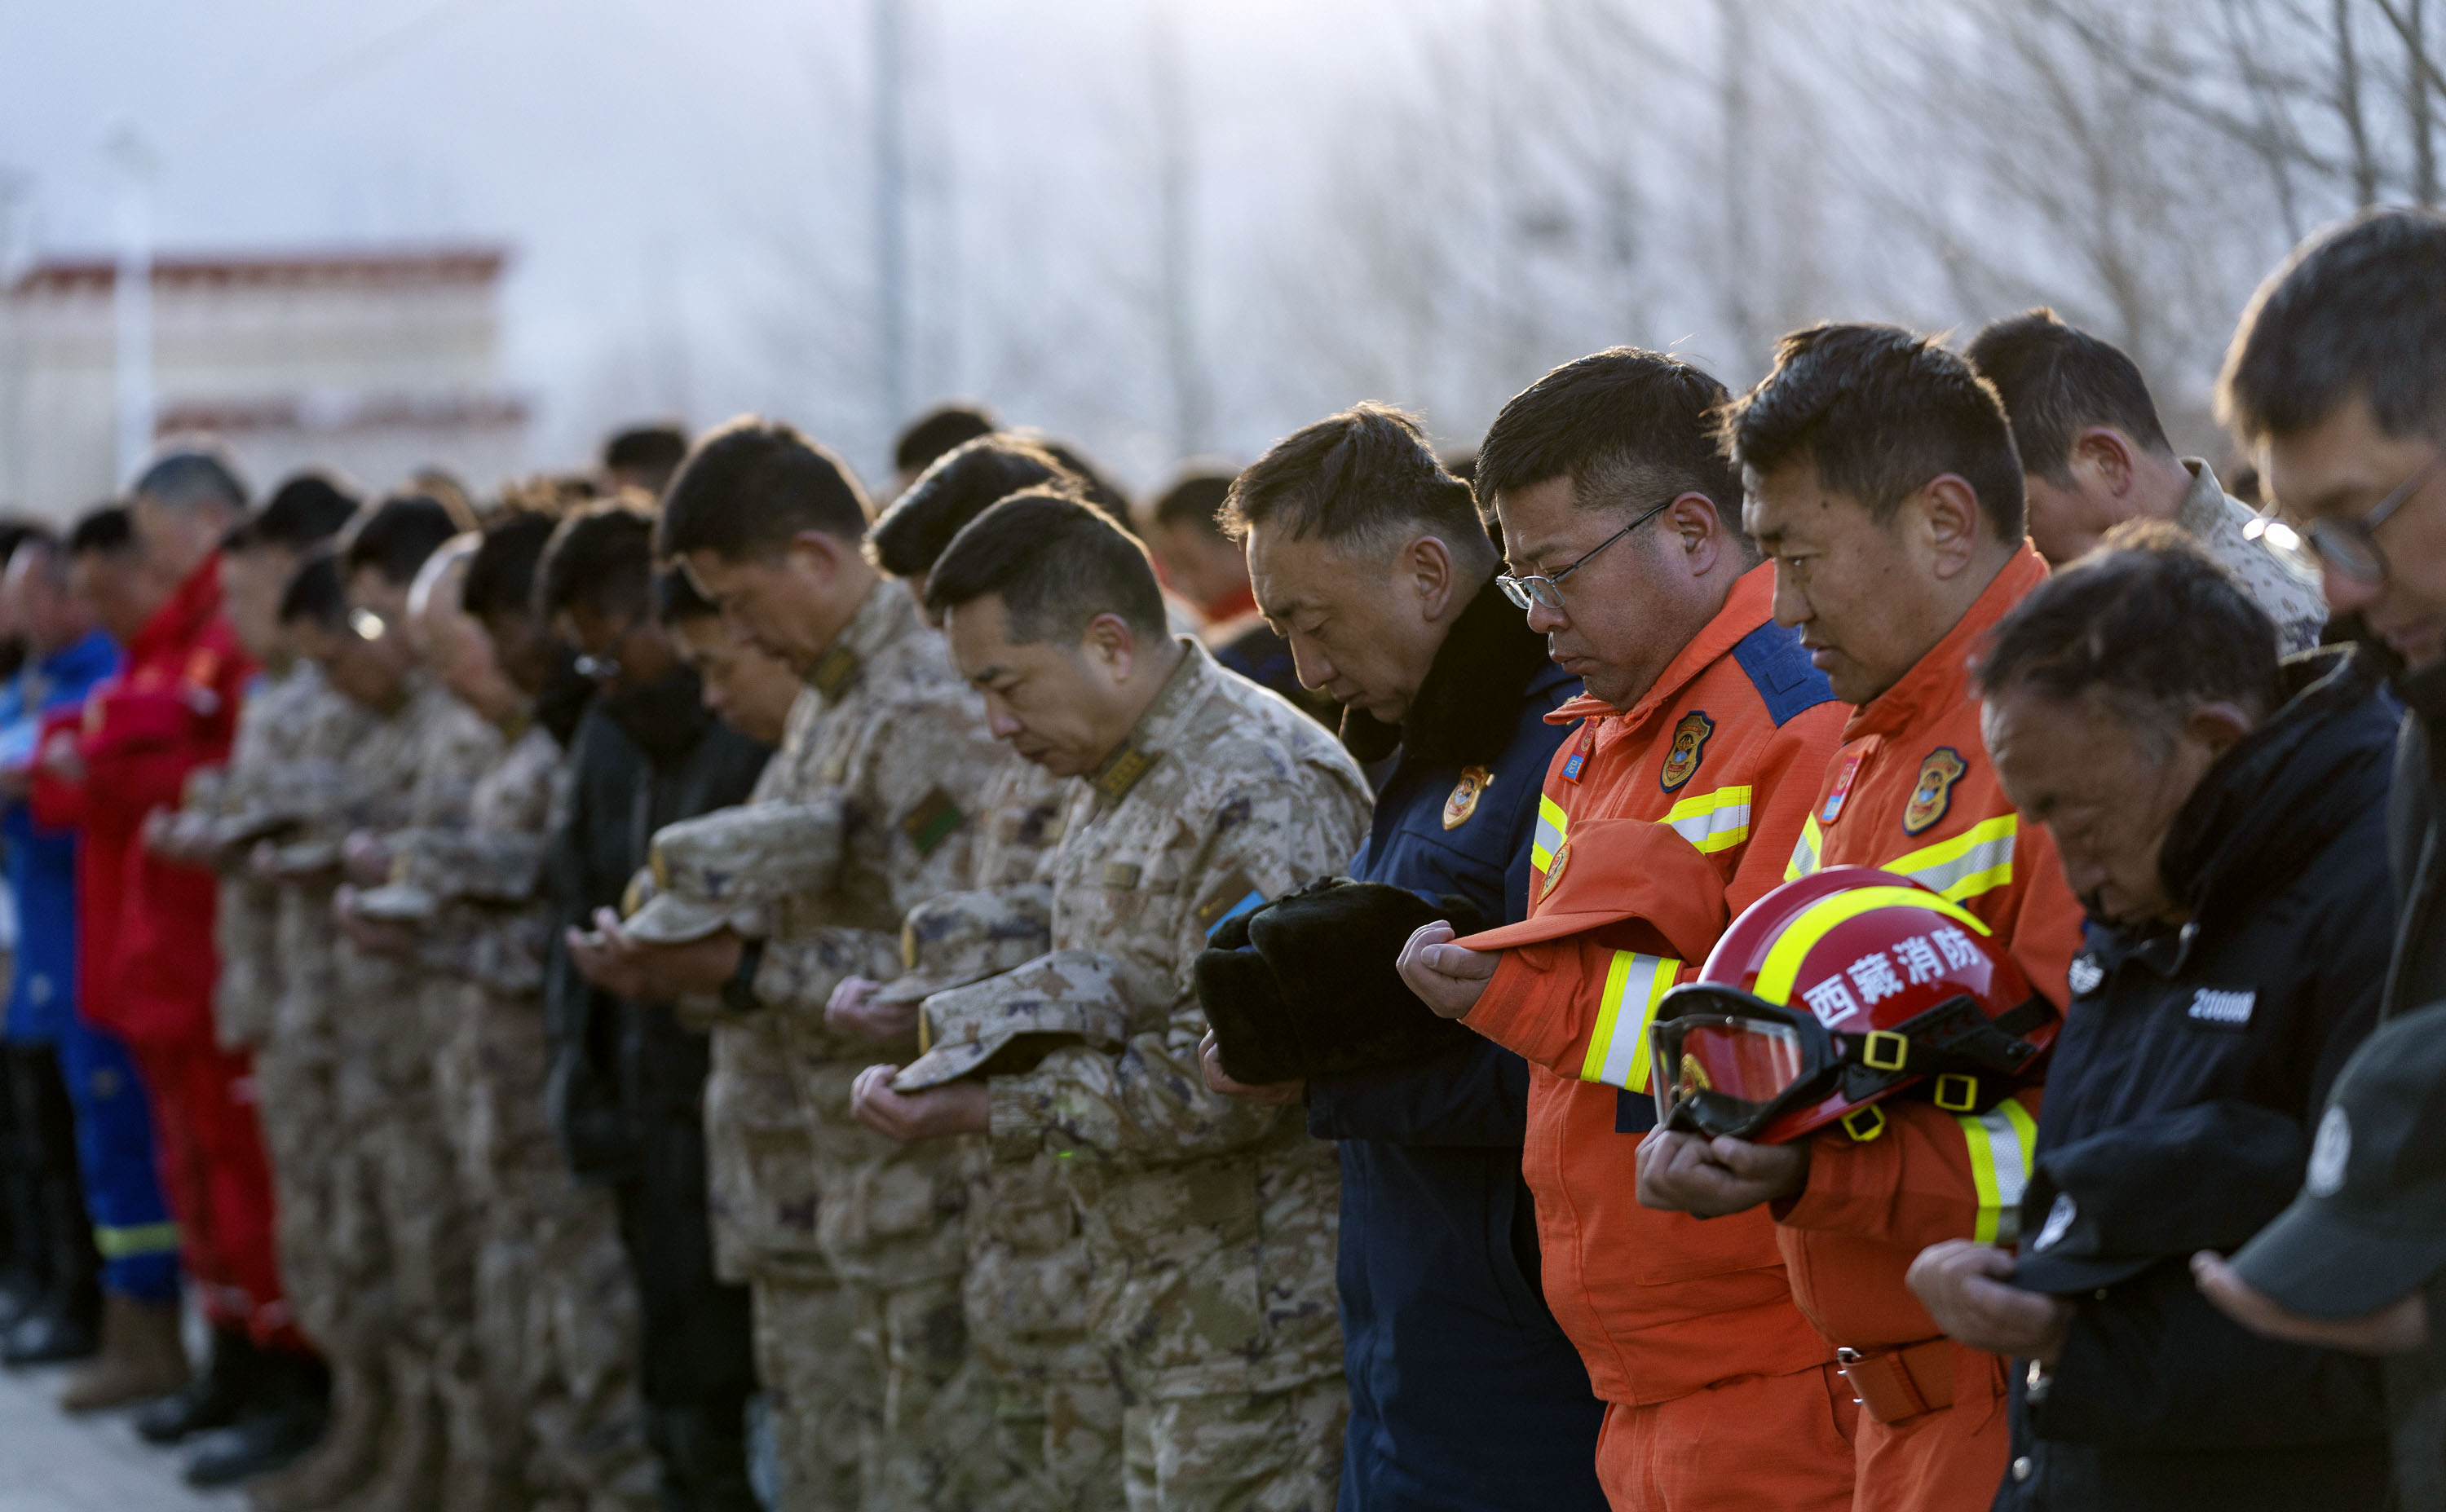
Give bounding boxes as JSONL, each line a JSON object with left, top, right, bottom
{"left": 892, "top": 949, "right": 1128, "bottom": 1091}
{"left": 872, "top": 888, "right": 1055, "bottom": 1008}
{"left": 622, "top": 798, "right": 846, "bottom": 945}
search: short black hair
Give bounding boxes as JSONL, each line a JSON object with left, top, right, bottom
{"left": 870, "top": 435, "right": 1080, "bottom": 577}
{"left": 1975, "top": 520, "right": 2280, "bottom": 738}
{"left": 67, "top": 504, "right": 137, "bottom": 559}
{"left": 1477, "top": 347, "right": 1750, "bottom": 547}
{"left": 1965, "top": 310, "right": 2173, "bottom": 487}
{"left": 655, "top": 566, "right": 719, "bottom": 626}
{"left": 1014, "top": 432, "right": 1133, "bottom": 523}
{"left": 2219, "top": 208, "right": 2446, "bottom": 446}
{"left": 538, "top": 501, "right": 656, "bottom": 622}
{"left": 1724, "top": 323, "right": 2027, "bottom": 544}
{"left": 603, "top": 423, "right": 690, "bottom": 492}
{"left": 1152, "top": 469, "right": 1237, "bottom": 541}
{"left": 277, "top": 547, "right": 349, "bottom": 631}
{"left": 230, "top": 471, "right": 362, "bottom": 557}
{"left": 925, "top": 489, "right": 1168, "bottom": 645}
{"left": 135, "top": 445, "right": 249, "bottom": 513}
{"left": 1224, "top": 406, "right": 1490, "bottom": 563}
{"left": 339, "top": 495, "right": 466, "bottom": 588}
{"left": 461, "top": 509, "right": 563, "bottom": 622}
{"left": 656, "top": 417, "right": 871, "bottom": 562}
{"left": 893, "top": 403, "right": 997, "bottom": 475}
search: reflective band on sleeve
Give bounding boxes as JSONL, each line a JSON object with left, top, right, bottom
{"left": 1957, "top": 1100, "right": 2038, "bottom": 1245}
{"left": 1580, "top": 950, "right": 1680, "bottom": 1091}
{"left": 1885, "top": 815, "right": 2018, "bottom": 905}
{"left": 1533, "top": 794, "right": 1569, "bottom": 875}
{"left": 1786, "top": 815, "right": 1822, "bottom": 881}
{"left": 1663, "top": 785, "right": 1753, "bottom": 855}
{"left": 93, "top": 1220, "right": 181, "bottom": 1259}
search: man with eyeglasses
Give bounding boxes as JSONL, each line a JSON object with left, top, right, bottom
{"left": 1636, "top": 325, "right": 2085, "bottom": 1512}
{"left": 1394, "top": 348, "right": 1855, "bottom": 1510}
{"left": 2183, "top": 208, "right": 2446, "bottom": 1510}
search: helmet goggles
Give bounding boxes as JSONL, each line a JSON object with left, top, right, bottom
{"left": 1651, "top": 981, "right": 2054, "bottom": 1144}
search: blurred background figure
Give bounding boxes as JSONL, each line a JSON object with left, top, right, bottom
{"left": 1142, "top": 465, "right": 1336, "bottom": 725}
{"left": 889, "top": 403, "right": 997, "bottom": 500}
{"left": 603, "top": 424, "right": 690, "bottom": 502}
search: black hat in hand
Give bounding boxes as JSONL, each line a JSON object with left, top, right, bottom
{"left": 1194, "top": 876, "right": 1482, "bottom": 1086}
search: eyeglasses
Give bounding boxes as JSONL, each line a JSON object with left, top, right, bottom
{"left": 1496, "top": 496, "right": 1678, "bottom": 612}
{"left": 2246, "top": 450, "right": 2446, "bottom": 585}
{"left": 347, "top": 608, "right": 386, "bottom": 643}
{"left": 573, "top": 653, "right": 624, "bottom": 682}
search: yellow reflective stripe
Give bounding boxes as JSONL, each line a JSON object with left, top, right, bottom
{"left": 1786, "top": 814, "right": 1822, "bottom": 881}
{"left": 1754, "top": 886, "right": 1993, "bottom": 1004}
{"left": 1534, "top": 795, "right": 1569, "bottom": 875}
{"left": 1664, "top": 785, "right": 1753, "bottom": 855}
{"left": 1884, "top": 815, "right": 2018, "bottom": 904}
{"left": 94, "top": 1220, "right": 180, "bottom": 1259}
{"left": 1957, "top": 1101, "right": 2038, "bottom": 1245}
{"left": 1580, "top": 950, "right": 1680, "bottom": 1091}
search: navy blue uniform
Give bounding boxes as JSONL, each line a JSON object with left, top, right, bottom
{"left": 1305, "top": 584, "right": 1608, "bottom": 1511}
{"left": 1999, "top": 651, "right": 2395, "bottom": 1512}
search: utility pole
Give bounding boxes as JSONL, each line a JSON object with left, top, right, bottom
{"left": 1151, "top": 4, "right": 1208, "bottom": 460}
{"left": 107, "top": 123, "right": 156, "bottom": 487}
{"left": 874, "top": 0, "right": 910, "bottom": 441}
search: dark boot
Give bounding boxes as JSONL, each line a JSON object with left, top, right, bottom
{"left": 137, "top": 1325, "right": 260, "bottom": 1444}
{"left": 1, "top": 1293, "right": 97, "bottom": 1364}
{"left": 185, "top": 1347, "right": 332, "bottom": 1489}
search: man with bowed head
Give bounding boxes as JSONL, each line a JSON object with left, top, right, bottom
{"left": 852, "top": 488, "right": 1371, "bottom": 1510}
{"left": 1393, "top": 348, "right": 1855, "bottom": 1510}
{"left": 1203, "top": 402, "right": 1607, "bottom": 1510}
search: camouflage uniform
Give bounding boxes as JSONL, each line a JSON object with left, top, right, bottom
{"left": 322, "top": 676, "right": 501, "bottom": 1510}
{"left": 2172, "top": 457, "right": 2329, "bottom": 654}
{"left": 928, "top": 756, "right": 1125, "bottom": 1512}
{"left": 729, "top": 583, "right": 1008, "bottom": 1510}
{"left": 677, "top": 691, "right": 864, "bottom": 1512}
{"left": 975, "top": 643, "right": 1371, "bottom": 1512}
{"left": 380, "top": 719, "right": 656, "bottom": 1512}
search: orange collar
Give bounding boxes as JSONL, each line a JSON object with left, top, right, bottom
{"left": 1843, "top": 544, "right": 2047, "bottom": 743}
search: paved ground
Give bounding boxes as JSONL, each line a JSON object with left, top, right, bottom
{"left": 0, "top": 1361, "right": 243, "bottom": 1511}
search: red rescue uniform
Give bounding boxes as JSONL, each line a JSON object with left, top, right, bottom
{"left": 1773, "top": 546, "right": 2086, "bottom": 1512}
{"left": 35, "top": 555, "right": 302, "bottom": 1349}
{"left": 1459, "top": 566, "right": 1856, "bottom": 1510}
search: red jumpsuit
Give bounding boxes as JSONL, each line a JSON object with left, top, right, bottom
{"left": 1457, "top": 566, "right": 1857, "bottom": 1510}
{"left": 1772, "top": 546, "right": 2086, "bottom": 1512}
{"left": 34, "top": 555, "right": 303, "bottom": 1350}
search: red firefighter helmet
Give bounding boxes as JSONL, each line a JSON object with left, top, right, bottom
{"left": 1649, "top": 866, "right": 2057, "bottom": 1144}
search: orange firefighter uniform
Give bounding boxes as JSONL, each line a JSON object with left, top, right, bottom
{"left": 1773, "top": 545, "right": 2086, "bottom": 1512}
{"left": 1456, "top": 565, "right": 1857, "bottom": 1510}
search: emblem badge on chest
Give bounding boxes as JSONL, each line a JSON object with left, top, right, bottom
{"left": 1658, "top": 711, "right": 1714, "bottom": 791}
{"left": 1901, "top": 747, "right": 1969, "bottom": 835}
{"left": 1442, "top": 765, "right": 1493, "bottom": 830}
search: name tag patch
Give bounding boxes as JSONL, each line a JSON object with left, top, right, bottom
{"left": 2187, "top": 988, "right": 2254, "bottom": 1027}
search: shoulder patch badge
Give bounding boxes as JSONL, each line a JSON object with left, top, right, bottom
{"left": 1540, "top": 841, "right": 1571, "bottom": 897}
{"left": 1659, "top": 711, "right": 1714, "bottom": 791}
{"left": 1442, "top": 765, "right": 1493, "bottom": 830}
{"left": 1901, "top": 747, "right": 1968, "bottom": 835}
{"left": 898, "top": 787, "right": 968, "bottom": 857}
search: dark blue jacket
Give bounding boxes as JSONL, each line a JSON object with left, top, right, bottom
{"left": 1, "top": 630, "right": 121, "bottom": 1044}
{"left": 1307, "top": 583, "right": 1608, "bottom": 1512}
{"left": 1998, "top": 650, "right": 2395, "bottom": 1512}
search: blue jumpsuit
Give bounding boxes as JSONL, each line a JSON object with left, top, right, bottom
{"left": 0, "top": 630, "right": 179, "bottom": 1303}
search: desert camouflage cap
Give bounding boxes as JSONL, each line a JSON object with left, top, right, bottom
{"left": 872, "top": 888, "right": 1054, "bottom": 1008}
{"left": 892, "top": 949, "right": 1128, "bottom": 1091}
{"left": 623, "top": 799, "right": 845, "bottom": 944}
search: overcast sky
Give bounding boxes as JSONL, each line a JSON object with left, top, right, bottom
{"left": 0, "top": 0, "right": 1392, "bottom": 485}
